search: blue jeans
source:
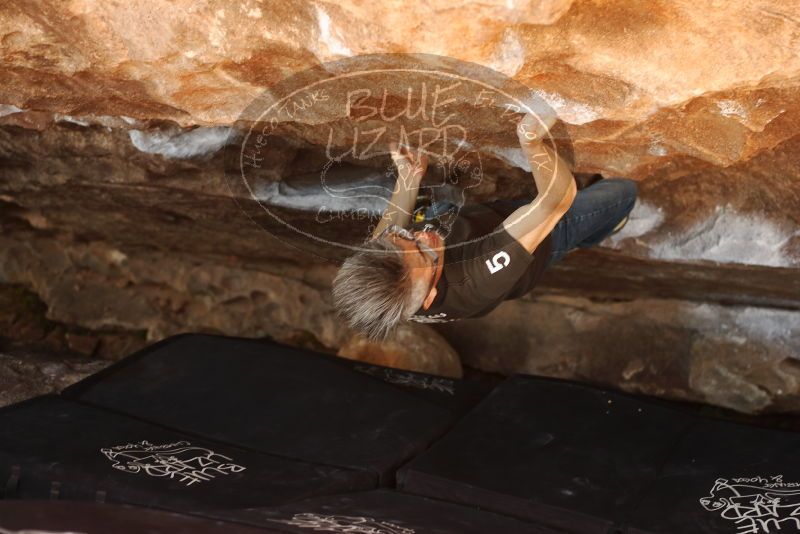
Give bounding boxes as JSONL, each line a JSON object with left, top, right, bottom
{"left": 426, "top": 178, "right": 638, "bottom": 268}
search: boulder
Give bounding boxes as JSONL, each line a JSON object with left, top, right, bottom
{"left": 337, "top": 322, "right": 463, "bottom": 378}
{"left": 1, "top": 0, "right": 799, "bottom": 412}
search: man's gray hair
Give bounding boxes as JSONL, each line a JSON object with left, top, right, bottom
{"left": 332, "top": 237, "right": 428, "bottom": 342}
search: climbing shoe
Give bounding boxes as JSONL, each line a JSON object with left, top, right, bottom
{"left": 611, "top": 214, "right": 629, "bottom": 234}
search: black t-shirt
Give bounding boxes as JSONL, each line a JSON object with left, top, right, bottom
{"left": 407, "top": 202, "right": 554, "bottom": 323}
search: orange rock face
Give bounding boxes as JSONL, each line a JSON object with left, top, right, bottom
{"left": 3, "top": 0, "right": 798, "bottom": 266}
{"left": 3, "top": 0, "right": 799, "bottom": 161}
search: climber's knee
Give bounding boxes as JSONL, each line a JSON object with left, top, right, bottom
{"left": 607, "top": 177, "right": 638, "bottom": 212}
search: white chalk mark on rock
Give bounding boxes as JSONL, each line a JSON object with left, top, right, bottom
{"left": 716, "top": 99, "right": 748, "bottom": 120}
{"left": 531, "top": 89, "right": 599, "bottom": 125}
{"left": 489, "top": 29, "right": 526, "bottom": 77}
{"left": 650, "top": 205, "right": 798, "bottom": 267}
{"left": 128, "top": 126, "right": 233, "bottom": 159}
{"left": 605, "top": 203, "right": 799, "bottom": 267}
{"left": 314, "top": 4, "right": 353, "bottom": 58}
{"left": 254, "top": 177, "right": 389, "bottom": 215}
{"left": 0, "top": 104, "right": 23, "bottom": 118}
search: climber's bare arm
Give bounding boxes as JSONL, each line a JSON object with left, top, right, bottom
{"left": 502, "top": 114, "right": 577, "bottom": 254}
{"left": 371, "top": 144, "right": 429, "bottom": 239}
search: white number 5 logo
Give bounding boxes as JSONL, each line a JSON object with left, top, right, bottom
{"left": 485, "top": 251, "right": 511, "bottom": 274}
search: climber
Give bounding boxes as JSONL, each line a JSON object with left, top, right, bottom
{"left": 332, "top": 112, "right": 637, "bottom": 341}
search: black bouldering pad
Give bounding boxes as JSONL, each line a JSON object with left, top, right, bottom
{"left": 217, "top": 489, "right": 560, "bottom": 533}
{"left": 626, "top": 417, "right": 800, "bottom": 534}
{"left": 0, "top": 396, "right": 372, "bottom": 516}
{"left": 398, "top": 375, "right": 696, "bottom": 533}
{"left": 62, "top": 333, "right": 487, "bottom": 483}
{"left": 0, "top": 500, "right": 279, "bottom": 534}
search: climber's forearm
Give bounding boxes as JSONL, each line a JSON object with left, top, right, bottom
{"left": 502, "top": 141, "right": 577, "bottom": 253}
{"left": 371, "top": 171, "right": 425, "bottom": 239}
{"left": 524, "top": 141, "right": 575, "bottom": 204}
